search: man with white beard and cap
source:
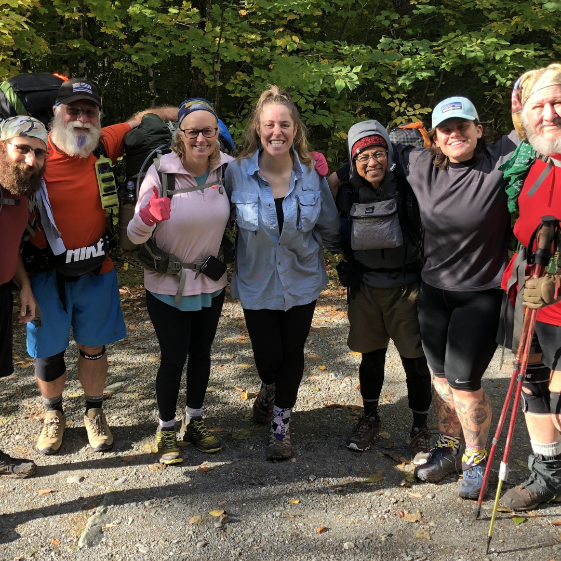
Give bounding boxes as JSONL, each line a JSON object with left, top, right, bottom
{"left": 499, "top": 63, "right": 561, "bottom": 510}
{"left": 26, "top": 78, "right": 177, "bottom": 455}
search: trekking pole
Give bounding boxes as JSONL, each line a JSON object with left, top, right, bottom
{"left": 486, "top": 216, "right": 559, "bottom": 555}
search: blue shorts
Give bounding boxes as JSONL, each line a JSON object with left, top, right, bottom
{"left": 27, "top": 269, "right": 126, "bottom": 359}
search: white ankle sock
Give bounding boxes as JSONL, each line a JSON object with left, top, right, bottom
{"left": 531, "top": 439, "right": 561, "bottom": 459}
{"left": 159, "top": 419, "right": 175, "bottom": 430}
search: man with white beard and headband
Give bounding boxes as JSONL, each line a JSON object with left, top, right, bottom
{"left": 26, "top": 79, "right": 177, "bottom": 455}
{"left": 499, "top": 63, "right": 561, "bottom": 511}
{"left": 0, "top": 116, "right": 47, "bottom": 477}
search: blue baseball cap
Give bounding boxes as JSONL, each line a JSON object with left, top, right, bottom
{"left": 431, "top": 97, "right": 479, "bottom": 128}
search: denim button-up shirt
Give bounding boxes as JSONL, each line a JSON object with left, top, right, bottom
{"left": 225, "top": 151, "right": 341, "bottom": 311}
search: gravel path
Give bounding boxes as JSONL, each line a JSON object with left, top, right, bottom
{"left": 1, "top": 281, "right": 561, "bottom": 561}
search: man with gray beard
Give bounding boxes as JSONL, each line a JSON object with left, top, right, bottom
{"left": 26, "top": 78, "right": 177, "bottom": 456}
{"left": 0, "top": 116, "right": 47, "bottom": 477}
{"left": 499, "top": 64, "right": 561, "bottom": 511}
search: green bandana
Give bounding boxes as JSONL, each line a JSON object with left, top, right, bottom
{"left": 499, "top": 141, "right": 536, "bottom": 214}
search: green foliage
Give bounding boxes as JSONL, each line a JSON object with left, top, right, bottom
{"left": 2, "top": 0, "right": 560, "bottom": 163}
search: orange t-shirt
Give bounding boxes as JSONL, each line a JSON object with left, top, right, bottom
{"left": 33, "top": 123, "right": 131, "bottom": 274}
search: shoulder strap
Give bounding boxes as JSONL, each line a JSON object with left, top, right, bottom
{"left": 93, "top": 139, "right": 108, "bottom": 160}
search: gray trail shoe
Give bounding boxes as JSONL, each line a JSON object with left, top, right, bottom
{"left": 414, "top": 446, "right": 461, "bottom": 483}
{"left": 0, "top": 450, "right": 36, "bottom": 478}
{"left": 502, "top": 454, "right": 561, "bottom": 511}
{"left": 266, "top": 432, "right": 292, "bottom": 461}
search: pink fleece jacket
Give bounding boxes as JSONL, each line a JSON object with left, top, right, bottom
{"left": 127, "top": 151, "right": 234, "bottom": 296}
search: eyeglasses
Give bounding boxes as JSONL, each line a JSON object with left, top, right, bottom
{"left": 7, "top": 142, "right": 47, "bottom": 158}
{"left": 179, "top": 127, "right": 218, "bottom": 139}
{"left": 356, "top": 151, "right": 387, "bottom": 164}
{"left": 64, "top": 106, "right": 99, "bottom": 119}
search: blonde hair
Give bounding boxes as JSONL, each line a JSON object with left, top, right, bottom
{"left": 171, "top": 121, "right": 221, "bottom": 170}
{"left": 237, "top": 85, "right": 314, "bottom": 170}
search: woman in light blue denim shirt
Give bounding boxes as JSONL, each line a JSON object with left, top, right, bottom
{"left": 225, "top": 86, "right": 341, "bottom": 461}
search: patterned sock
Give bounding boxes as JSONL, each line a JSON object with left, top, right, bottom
{"left": 158, "top": 419, "right": 175, "bottom": 431}
{"left": 363, "top": 399, "right": 379, "bottom": 417}
{"left": 43, "top": 394, "right": 63, "bottom": 413}
{"left": 271, "top": 406, "right": 291, "bottom": 441}
{"left": 259, "top": 383, "right": 276, "bottom": 407}
{"left": 435, "top": 433, "right": 460, "bottom": 454}
{"left": 462, "top": 445, "right": 488, "bottom": 470}
{"left": 84, "top": 394, "right": 103, "bottom": 413}
{"left": 185, "top": 407, "right": 202, "bottom": 423}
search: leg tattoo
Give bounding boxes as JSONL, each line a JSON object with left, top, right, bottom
{"left": 453, "top": 388, "right": 491, "bottom": 449}
{"left": 433, "top": 377, "right": 462, "bottom": 437}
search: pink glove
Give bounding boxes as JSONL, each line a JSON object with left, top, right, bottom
{"left": 139, "top": 186, "right": 171, "bottom": 226}
{"left": 311, "top": 151, "right": 329, "bottom": 177}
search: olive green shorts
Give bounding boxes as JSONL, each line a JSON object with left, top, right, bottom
{"left": 347, "top": 281, "right": 424, "bottom": 358}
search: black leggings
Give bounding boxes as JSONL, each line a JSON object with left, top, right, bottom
{"left": 418, "top": 281, "right": 503, "bottom": 392}
{"left": 146, "top": 290, "right": 225, "bottom": 422}
{"left": 243, "top": 300, "right": 317, "bottom": 409}
{"left": 359, "top": 349, "right": 432, "bottom": 414}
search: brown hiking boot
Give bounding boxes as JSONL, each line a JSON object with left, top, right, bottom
{"left": 84, "top": 409, "right": 113, "bottom": 452}
{"left": 0, "top": 450, "right": 36, "bottom": 478}
{"left": 252, "top": 393, "right": 274, "bottom": 424}
{"left": 347, "top": 411, "right": 380, "bottom": 452}
{"left": 408, "top": 425, "right": 431, "bottom": 465}
{"left": 266, "top": 432, "right": 292, "bottom": 461}
{"left": 37, "top": 410, "right": 66, "bottom": 455}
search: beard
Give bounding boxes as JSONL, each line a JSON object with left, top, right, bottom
{"left": 522, "top": 113, "right": 561, "bottom": 156}
{"left": 0, "top": 143, "right": 45, "bottom": 197}
{"left": 50, "top": 109, "right": 102, "bottom": 158}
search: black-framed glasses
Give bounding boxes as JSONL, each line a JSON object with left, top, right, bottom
{"left": 65, "top": 106, "right": 98, "bottom": 119}
{"left": 355, "top": 151, "right": 387, "bottom": 164}
{"left": 179, "top": 127, "right": 218, "bottom": 139}
{"left": 7, "top": 142, "right": 47, "bottom": 158}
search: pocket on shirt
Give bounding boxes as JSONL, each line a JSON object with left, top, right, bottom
{"left": 297, "top": 191, "right": 321, "bottom": 232}
{"left": 232, "top": 191, "right": 259, "bottom": 232}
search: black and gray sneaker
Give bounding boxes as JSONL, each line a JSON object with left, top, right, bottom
{"left": 414, "top": 446, "right": 461, "bottom": 482}
{"left": 347, "top": 412, "right": 381, "bottom": 452}
{"left": 0, "top": 450, "right": 36, "bottom": 478}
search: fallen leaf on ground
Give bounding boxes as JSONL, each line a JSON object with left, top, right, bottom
{"left": 316, "top": 526, "right": 328, "bottom": 534}
{"left": 365, "top": 472, "right": 384, "bottom": 483}
{"left": 551, "top": 519, "right": 561, "bottom": 526}
{"left": 148, "top": 464, "right": 166, "bottom": 471}
{"left": 128, "top": 325, "right": 138, "bottom": 331}
{"left": 237, "top": 364, "right": 252, "bottom": 369}
{"left": 234, "top": 386, "right": 244, "bottom": 392}
{"left": 218, "top": 501, "right": 226, "bottom": 506}
{"left": 121, "top": 455, "right": 134, "bottom": 462}
{"left": 514, "top": 459, "right": 528, "bottom": 469}
{"left": 37, "top": 489, "right": 54, "bottom": 495}
{"left": 209, "top": 509, "right": 225, "bottom": 517}
{"left": 189, "top": 515, "right": 202, "bottom": 525}
{"left": 408, "top": 492, "right": 423, "bottom": 498}
{"left": 379, "top": 431, "right": 391, "bottom": 439}
{"left": 414, "top": 530, "right": 430, "bottom": 540}
{"left": 318, "top": 365, "right": 327, "bottom": 370}
{"left": 240, "top": 391, "right": 250, "bottom": 401}
{"left": 198, "top": 463, "right": 214, "bottom": 473}
{"left": 348, "top": 351, "right": 361, "bottom": 356}
{"left": 512, "top": 516, "right": 526, "bottom": 525}
{"left": 383, "top": 452, "right": 401, "bottom": 462}
{"left": 51, "top": 538, "right": 60, "bottom": 546}
{"left": 288, "top": 499, "right": 300, "bottom": 504}
{"left": 497, "top": 507, "right": 511, "bottom": 513}
{"left": 232, "top": 429, "right": 251, "bottom": 440}
{"left": 401, "top": 510, "right": 422, "bottom": 523}
{"left": 147, "top": 357, "right": 159, "bottom": 363}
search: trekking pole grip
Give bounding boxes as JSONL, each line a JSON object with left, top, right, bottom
{"left": 530, "top": 215, "right": 559, "bottom": 267}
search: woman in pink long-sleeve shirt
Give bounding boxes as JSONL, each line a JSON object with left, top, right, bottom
{"left": 127, "top": 99, "right": 233, "bottom": 465}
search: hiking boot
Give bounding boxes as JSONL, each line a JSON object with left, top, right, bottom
{"left": 84, "top": 409, "right": 113, "bottom": 452}
{"left": 180, "top": 418, "right": 222, "bottom": 453}
{"left": 266, "top": 432, "right": 292, "bottom": 461}
{"left": 502, "top": 454, "right": 561, "bottom": 511}
{"left": 408, "top": 425, "right": 431, "bottom": 465}
{"left": 252, "top": 393, "right": 274, "bottom": 425}
{"left": 459, "top": 459, "right": 487, "bottom": 500}
{"left": 37, "top": 410, "right": 66, "bottom": 455}
{"left": 0, "top": 450, "right": 36, "bottom": 478}
{"left": 347, "top": 412, "right": 380, "bottom": 452}
{"left": 414, "top": 447, "right": 461, "bottom": 483}
{"left": 156, "top": 429, "right": 183, "bottom": 465}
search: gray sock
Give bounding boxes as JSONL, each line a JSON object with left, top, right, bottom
{"left": 43, "top": 394, "right": 63, "bottom": 413}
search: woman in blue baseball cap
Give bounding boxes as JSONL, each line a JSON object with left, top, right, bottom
{"left": 329, "top": 96, "right": 519, "bottom": 500}
{"left": 128, "top": 98, "right": 234, "bottom": 464}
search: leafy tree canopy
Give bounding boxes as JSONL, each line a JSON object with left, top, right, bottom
{"left": 2, "top": 0, "right": 560, "bottom": 161}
